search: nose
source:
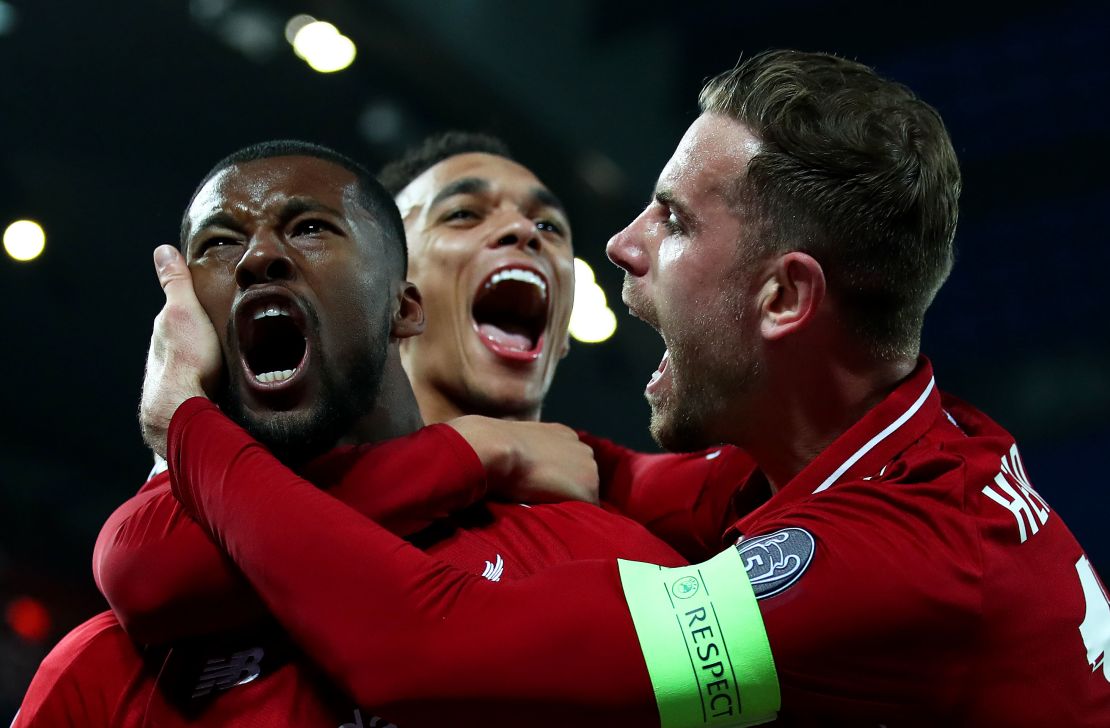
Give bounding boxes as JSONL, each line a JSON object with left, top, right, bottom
{"left": 606, "top": 212, "right": 649, "bottom": 277}
{"left": 491, "top": 212, "right": 541, "bottom": 252}
{"left": 234, "top": 232, "right": 295, "bottom": 289}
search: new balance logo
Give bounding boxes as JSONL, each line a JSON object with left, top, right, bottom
{"left": 482, "top": 554, "right": 504, "bottom": 582}
{"left": 981, "top": 443, "right": 1049, "bottom": 543}
{"left": 340, "top": 708, "right": 397, "bottom": 728}
{"left": 192, "top": 647, "right": 264, "bottom": 698}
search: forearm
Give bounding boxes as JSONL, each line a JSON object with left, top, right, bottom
{"left": 97, "top": 421, "right": 487, "bottom": 644}
{"left": 170, "top": 399, "right": 659, "bottom": 725}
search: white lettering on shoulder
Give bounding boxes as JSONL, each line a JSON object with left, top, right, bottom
{"left": 981, "top": 443, "right": 1050, "bottom": 543}
{"left": 1076, "top": 555, "right": 1110, "bottom": 683}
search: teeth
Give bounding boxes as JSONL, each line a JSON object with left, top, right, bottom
{"left": 253, "top": 306, "right": 291, "bottom": 320}
{"left": 489, "top": 268, "right": 546, "bottom": 297}
{"left": 256, "top": 369, "right": 296, "bottom": 383}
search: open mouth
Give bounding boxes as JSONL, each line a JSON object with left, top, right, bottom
{"left": 235, "top": 293, "right": 311, "bottom": 391}
{"left": 646, "top": 348, "right": 670, "bottom": 395}
{"left": 471, "top": 265, "right": 549, "bottom": 362}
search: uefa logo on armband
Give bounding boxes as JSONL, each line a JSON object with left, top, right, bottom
{"left": 671, "top": 575, "right": 700, "bottom": 599}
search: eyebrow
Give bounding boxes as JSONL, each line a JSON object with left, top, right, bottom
{"left": 286, "top": 197, "right": 344, "bottom": 217}
{"left": 429, "top": 177, "right": 490, "bottom": 209}
{"left": 531, "top": 187, "right": 567, "bottom": 219}
{"left": 186, "top": 198, "right": 347, "bottom": 250}
{"left": 428, "top": 177, "right": 568, "bottom": 219}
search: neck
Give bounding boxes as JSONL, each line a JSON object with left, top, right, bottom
{"left": 408, "top": 374, "right": 542, "bottom": 425}
{"left": 346, "top": 350, "right": 425, "bottom": 444}
{"left": 733, "top": 344, "right": 916, "bottom": 492}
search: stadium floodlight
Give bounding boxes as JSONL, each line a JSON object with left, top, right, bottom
{"left": 3, "top": 219, "right": 45, "bottom": 262}
{"left": 291, "top": 20, "right": 356, "bottom": 73}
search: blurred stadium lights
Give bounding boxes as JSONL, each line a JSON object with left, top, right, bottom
{"left": 3, "top": 220, "right": 45, "bottom": 262}
{"left": 569, "top": 258, "right": 618, "bottom": 344}
{"left": 358, "top": 100, "right": 404, "bottom": 145}
{"left": 290, "top": 20, "right": 357, "bottom": 73}
{"left": 0, "top": 1, "right": 18, "bottom": 36}
{"left": 5, "top": 596, "right": 51, "bottom": 643}
{"left": 189, "top": 0, "right": 282, "bottom": 62}
{"left": 578, "top": 150, "right": 626, "bottom": 199}
{"left": 284, "top": 13, "right": 315, "bottom": 43}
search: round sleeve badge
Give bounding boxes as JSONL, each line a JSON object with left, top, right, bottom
{"left": 736, "top": 527, "right": 815, "bottom": 600}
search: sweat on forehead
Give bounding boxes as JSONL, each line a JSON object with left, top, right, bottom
{"left": 178, "top": 140, "right": 408, "bottom": 275}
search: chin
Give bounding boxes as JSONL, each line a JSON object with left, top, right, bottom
{"left": 464, "top": 379, "right": 544, "bottom": 420}
{"left": 649, "top": 404, "right": 716, "bottom": 453}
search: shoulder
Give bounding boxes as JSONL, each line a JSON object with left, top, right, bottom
{"left": 15, "top": 611, "right": 141, "bottom": 727}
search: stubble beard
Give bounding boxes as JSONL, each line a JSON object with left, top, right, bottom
{"left": 649, "top": 298, "right": 759, "bottom": 452}
{"left": 221, "top": 317, "right": 387, "bottom": 466}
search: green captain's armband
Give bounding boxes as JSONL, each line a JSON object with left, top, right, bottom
{"left": 618, "top": 547, "right": 779, "bottom": 728}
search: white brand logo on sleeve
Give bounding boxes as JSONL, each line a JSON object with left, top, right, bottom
{"left": 192, "top": 647, "right": 264, "bottom": 698}
{"left": 481, "top": 554, "right": 504, "bottom": 582}
{"left": 981, "top": 444, "right": 1050, "bottom": 543}
{"left": 1076, "top": 555, "right": 1110, "bottom": 682}
{"left": 339, "top": 708, "right": 397, "bottom": 728}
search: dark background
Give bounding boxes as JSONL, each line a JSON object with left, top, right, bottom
{"left": 1, "top": 0, "right": 1107, "bottom": 711}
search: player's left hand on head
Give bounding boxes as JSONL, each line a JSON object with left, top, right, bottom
{"left": 140, "top": 244, "right": 223, "bottom": 458}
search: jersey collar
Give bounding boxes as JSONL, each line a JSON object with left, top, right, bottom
{"left": 727, "top": 357, "right": 940, "bottom": 541}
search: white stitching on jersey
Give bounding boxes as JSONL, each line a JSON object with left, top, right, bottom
{"left": 812, "top": 377, "right": 935, "bottom": 494}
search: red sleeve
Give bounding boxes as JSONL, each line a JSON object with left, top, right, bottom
{"left": 12, "top": 612, "right": 134, "bottom": 728}
{"left": 168, "top": 398, "right": 659, "bottom": 727}
{"left": 94, "top": 422, "right": 487, "bottom": 644}
{"left": 581, "top": 431, "right": 758, "bottom": 561}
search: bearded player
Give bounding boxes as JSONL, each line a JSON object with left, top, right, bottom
{"left": 14, "top": 141, "right": 685, "bottom": 726}
{"left": 86, "top": 132, "right": 756, "bottom": 652}
{"left": 142, "top": 52, "right": 1110, "bottom": 726}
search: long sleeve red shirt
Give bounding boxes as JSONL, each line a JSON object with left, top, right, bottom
{"left": 167, "top": 358, "right": 1110, "bottom": 726}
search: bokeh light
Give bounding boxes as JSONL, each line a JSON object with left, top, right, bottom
{"left": 569, "top": 257, "right": 618, "bottom": 343}
{"left": 3, "top": 219, "right": 46, "bottom": 262}
{"left": 291, "top": 20, "right": 356, "bottom": 73}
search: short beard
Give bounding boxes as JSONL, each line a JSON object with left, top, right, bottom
{"left": 221, "top": 332, "right": 386, "bottom": 466}
{"left": 649, "top": 300, "right": 759, "bottom": 452}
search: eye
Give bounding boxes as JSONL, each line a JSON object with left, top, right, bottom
{"left": 442, "top": 208, "right": 480, "bottom": 224}
{"left": 197, "top": 236, "right": 241, "bottom": 254}
{"left": 536, "top": 219, "right": 565, "bottom": 236}
{"left": 664, "top": 211, "right": 684, "bottom": 235}
{"left": 291, "top": 219, "right": 340, "bottom": 237}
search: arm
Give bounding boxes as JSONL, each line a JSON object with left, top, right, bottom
{"left": 581, "top": 432, "right": 760, "bottom": 561}
{"left": 93, "top": 424, "right": 487, "bottom": 644}
{"left": 109, "top": 245, "right": 600, "bottom": 645}
{"left": 169, "top": 399, "right": 779, "bottom": 727}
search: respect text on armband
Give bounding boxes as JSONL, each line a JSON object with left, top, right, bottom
{"left": 680, "top": 601, "right": 741, "bottom": 721}
{"left": 620, "top": 548, "right": 779, "bottom": 728}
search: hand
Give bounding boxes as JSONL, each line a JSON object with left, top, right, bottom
{"left": 140, "top": 245, "right": 223, "bottom": 457}
{"left": 446, "top": 416, "right": 600, "bottom": 505}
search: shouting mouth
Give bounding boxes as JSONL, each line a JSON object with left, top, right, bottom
{"left": 471, "top": 265, "right": 549, "bottom": 362}
{"left": 233, "top": 290, "right": 312, "bottom": 399}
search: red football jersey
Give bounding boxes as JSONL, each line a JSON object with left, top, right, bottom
{"left": 158, "top": 361, "right": 1110, "bottom": 726}
{"left": 15, "top": 424, "right": 687, "bottom": 727}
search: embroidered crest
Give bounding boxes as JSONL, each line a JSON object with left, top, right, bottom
{"left": 737, "top": 527, "right": 815, "bottom": 599}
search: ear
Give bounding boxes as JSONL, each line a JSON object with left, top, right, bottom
{"left": 391, "top": 281, "right": 425, "bottom": 340}
{"left": 758, "top": 252, "right": 825, "bottom": 342}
